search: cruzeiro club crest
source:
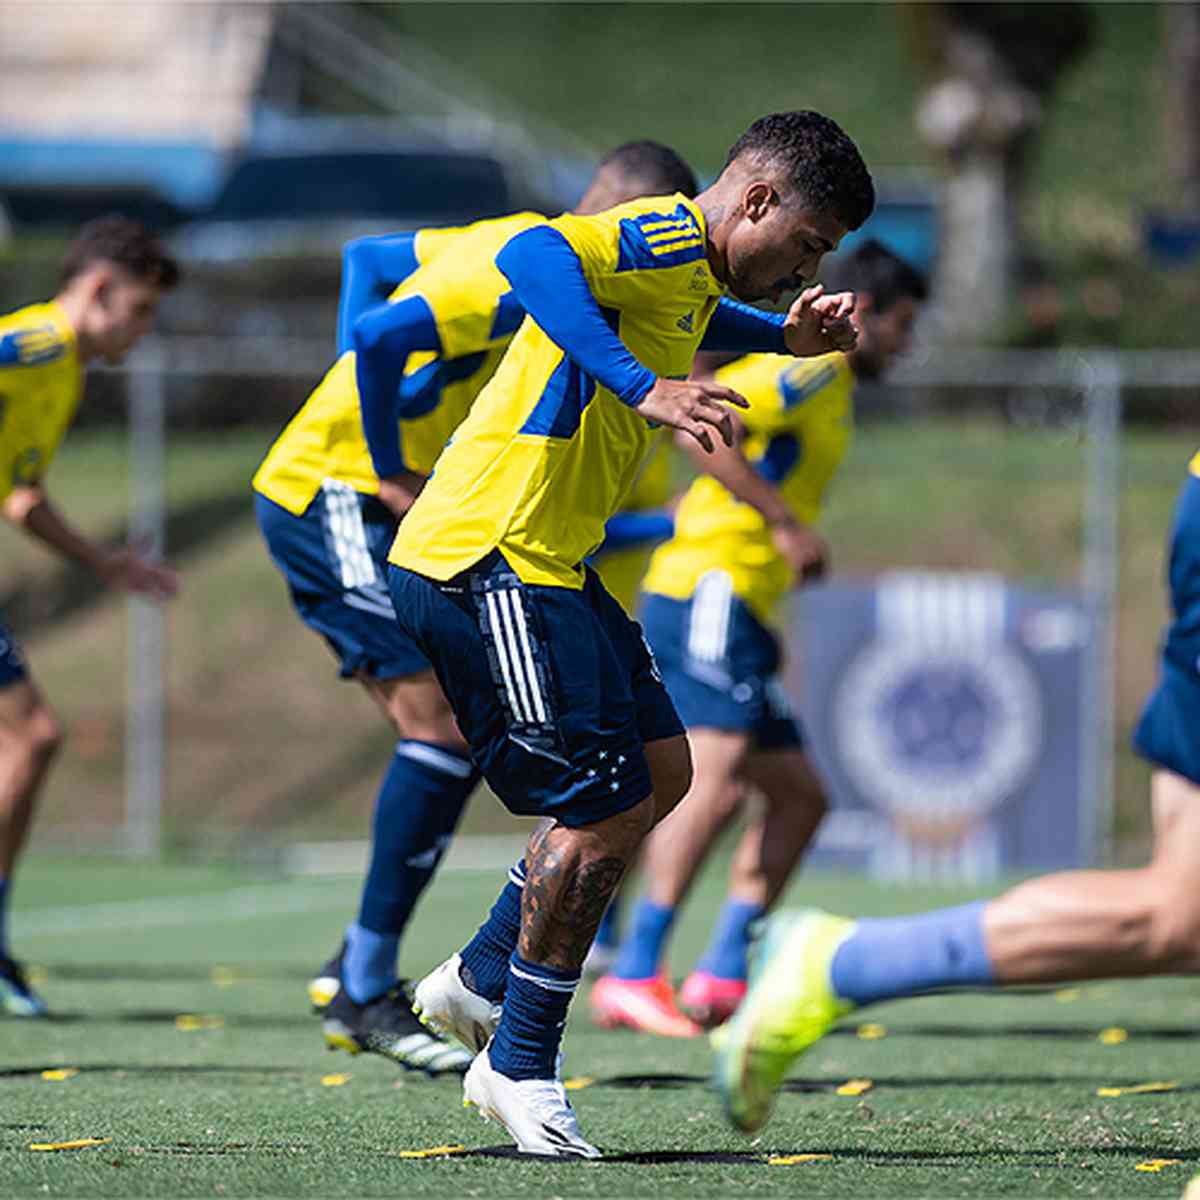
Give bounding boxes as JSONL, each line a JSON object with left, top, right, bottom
{"left": 832, "top": 573, "right": 1043, "bottom": 879}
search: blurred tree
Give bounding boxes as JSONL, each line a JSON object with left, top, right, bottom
{"left": 903, "top": 3, "right": 1093, "bottom": 343}
{"left": 1164, "top": 2, "right": 1200, "bottom": 207}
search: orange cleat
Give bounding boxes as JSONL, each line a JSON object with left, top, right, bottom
{"left": 589, "top": 973, "right": 702, "bottom": 1038}
{"left": 678, "top": 970, "right": 748, "bottom": 1028}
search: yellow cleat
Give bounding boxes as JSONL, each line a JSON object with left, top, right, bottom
{"left": 712, "top": 909, "right": 856, "bottom": 1134}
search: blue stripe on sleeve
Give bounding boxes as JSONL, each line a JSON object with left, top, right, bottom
{"left": 352, "top": 294, "right": 441, "bottom": 479}
{"left": 337, "top": 233, "right": 420, "bottom": 354}
{"left": 616, "top": 204, "right": 707, "bottom": 272}
{"left": 598, "top": 509, "right": 675, "bottom": 552}
{"left": 700, "top": 298, "right": 789, "bottom": 354}
{"left": 496, "top": 225, "right": 656, "bottom": 408}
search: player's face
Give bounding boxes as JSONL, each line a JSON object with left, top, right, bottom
{"left": 92, "top": 271, "right": 164, "bottom": 364}
{"left": 854, "top": 295, "right": 920, "bottom": 379}
{"left": 724, "top": 186, "right": 846, "bottom": 303}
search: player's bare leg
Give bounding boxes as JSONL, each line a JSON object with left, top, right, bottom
{"left": 726, "top": 748, "right": 828, "bottom": 909}
{"left": 356, "top": 669, "right": 468, "bottom": 751}
{"left": 0, "top": 679, "right": 62, "bottom": 880}
{"left": 593, "top": 729, "right": 744, "bottom": 1035}
{"left": 678, "top": 747, "right": 826, "bottom": 1025}
{"left": 0, "top": 678, "right": 61, "bottom": 1016}
{"left": 644, "top": 729, "right": 750, "bottom": 907}
{"left": 984, "top": 769, "right": 1200, "bottom": 980}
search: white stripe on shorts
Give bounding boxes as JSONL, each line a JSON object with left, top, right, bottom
{"left": 688, "top": 570, "right": 733, "bottom": 664}
{"left": 485, "top": 590, "right": 531, "bottom": 723}
{"left": 321, "top": 479, "right": 377, "bottom": 590}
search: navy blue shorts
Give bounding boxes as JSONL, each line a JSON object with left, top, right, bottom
{"left": 640, "top": 575, "right": 804, "bottom": 752}
{"left": 0, "top": 614, "right": 28, "bottom": 689}
{"left": 1134, "top": 472, "right": 1200, "bottom": 786}
{"left": 387, "top": 553, "right": 684, "bottom": 826}
{"left": 254, "top": 487, "right": 430, "bottom": 681}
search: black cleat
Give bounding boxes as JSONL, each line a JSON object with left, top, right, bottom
{"left": 0, "top": 955, "right": 48, "bottom": 1018}
{"left": 322, "top": 981, "right": 473, "bottom": 1075}
{"left": 307, "top": 942, "right": 345, "bottom": 1013}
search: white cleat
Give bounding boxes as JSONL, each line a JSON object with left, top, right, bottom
{"left": 412, "top": 954, "right": 501, "bottom": 1054}
{"left": 462, "top": 1046, "right": 601, "bottom": 1159}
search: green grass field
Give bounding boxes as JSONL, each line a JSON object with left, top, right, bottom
{"left": 4, "top": 854, "right": 1200, "bottom": 1197}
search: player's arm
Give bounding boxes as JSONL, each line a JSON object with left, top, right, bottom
{"left": 675, "top": 422, "right": 828, "bottom": 584}
{"left": 336, "top": 233, "right": 420, "bottom": 354}
{"left": 598, "top": 509, "right": 675, "bottom": 553}
{"left": 495, "top": 225, "right": 747, "bottom": 453}
{"left": 702, "top": 291, "right": 857, "bottom": 357}
{"left": 352, "top": 294, "right": 441, "bottom": 518}
{"left": 1, "top": 483, "right": 178, "bottom": 599}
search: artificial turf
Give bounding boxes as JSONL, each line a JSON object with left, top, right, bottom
{"left": 4, "top": 855, "right": 1198, "bottom": 1197}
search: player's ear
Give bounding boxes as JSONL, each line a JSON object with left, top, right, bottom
{"left": 742, "top": 180, "right": 776, "bottom": 223}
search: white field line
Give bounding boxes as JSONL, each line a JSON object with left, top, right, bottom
{"left": 18, "top": 882, "right": 353, "bottom": 938}
{"left": 18, "top": 835, "right": 528, "bottom": 939}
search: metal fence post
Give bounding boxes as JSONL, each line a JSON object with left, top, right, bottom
{"left": 125, "top": 339, "right": 166, "bottom": 857}
{"left": 1079, "top": 352, "right": 1122, "bottom": 866}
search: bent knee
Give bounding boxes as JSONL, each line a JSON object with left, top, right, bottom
{"left": 7, "top": 706, "right": 64, "bottom": 764}
{"left": 646, "top": 735, "right": 693, "bottom": 824}
{"left": 1145, "top": 885, "right": 1200, "bottom": 970}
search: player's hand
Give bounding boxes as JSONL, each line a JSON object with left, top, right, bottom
{"left": 377, "top": 470, "right": 427, "bottom": 519}
{"left": 783, "top": 285, "right": 858, "bottom": 357}
{"left": 99, "top": 542, "right": 179, "bottom": 601}
{"left": 634, "top": 378, "right": 749, "bottom": 454}
{"left": 771, "top": 519, "right": 830, "bottom": 585}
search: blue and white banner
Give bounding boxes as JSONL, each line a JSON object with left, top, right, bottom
{"left": 789, "top": 572, "right": 1094, "bottom": 882}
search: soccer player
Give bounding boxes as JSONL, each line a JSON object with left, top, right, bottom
{"left": 713, "top": 452, "right": 1200, "bottom": 1135}
{"left": 389, "top": 111, "right": 875, "bottom": 1155}
{"left": 591, "top": 240, "right": 927, "bottom": 1036}
{"left": 251, "top": 142, "right": 698, "bottom": 1073}
{"left": 0, "top": 217, "right": 180, "bottom": 1017}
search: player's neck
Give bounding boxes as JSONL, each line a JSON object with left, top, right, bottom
{"left": 53, "top": 285, "right": 98, "bottom": 364}
{"left": 695, "top": 181, "right": 738, "bottom": 288}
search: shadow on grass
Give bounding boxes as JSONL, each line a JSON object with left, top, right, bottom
{"left": 829, "top": 1022, "right": 1200, "bottom": 1040}
{"left": 39, "top": 962, "right": 310, "bottom": 983}
{"left": 1, "top": 1064, "right": 304, "bottom": 1079}
{"left": 435, "top": 1144, "right": 1200, "bottom": 1166}
{"left": 38, "top": 1009, "right": 313, "bottom": 1028}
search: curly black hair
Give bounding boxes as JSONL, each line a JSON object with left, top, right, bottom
{"left": 599, "top": 140, "right": 699, "bottom": 200}
{"left": 725, "top": 111, "right": 875, "bottom": 232}
{"left": 61, "top": 214, "right": 180, "bottom": 289}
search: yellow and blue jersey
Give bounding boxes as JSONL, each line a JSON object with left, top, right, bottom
{"left": 389, "top": 193, "right": 724, "bottom": 589}
{"left": 643, "top": 350, "right": 854, "bottom": 626}
{"left": 252, "top": 210, "right": 544, "bottom": 515}
{"left": 0, "top": 301, "right": 81, "bottom": 503}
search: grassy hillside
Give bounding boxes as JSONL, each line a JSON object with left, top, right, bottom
{"left": 378, "top": 2, "right": 1197, "bottom": 348}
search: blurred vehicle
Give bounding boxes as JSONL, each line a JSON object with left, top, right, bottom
{"left": 170, "top": 144, "right": 516, "bottom": 264}
{"left": 0, "top": 183, "right": 187, "bottom": 234}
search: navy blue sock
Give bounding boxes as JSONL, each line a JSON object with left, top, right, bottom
{"left": 830, "top": 901, "right": 996, "bottom": 1006}
{"left": 348, "top": 740, "right": 475, "bottom": 1000}
{"left": 488, "top": 953, "right": 579, "bottom": 1080}
{"left": 613, "top": 899, "right": 675, "bottom": 980}
{"left": 594, "top": 892, "right": 622, "bottom": 950}
{"left": 459, "top": 859, "right": 525, "bottom": 1002}
{"left": 0, "top": 876, "right": 8, "bottom": 958}
{"left": 694, "top": 898, "right": 764, "bottom": 981}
